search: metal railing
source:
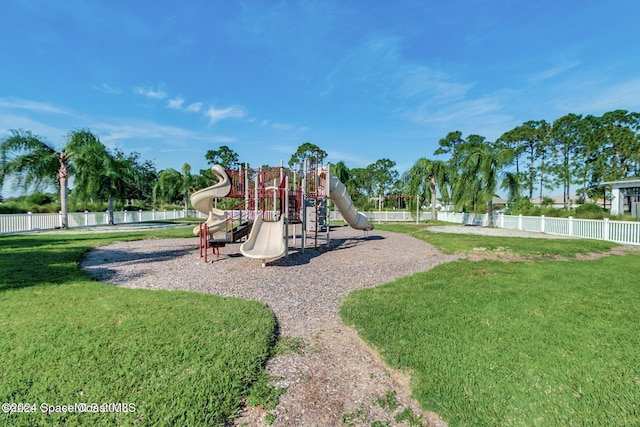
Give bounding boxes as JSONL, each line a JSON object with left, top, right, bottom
{"left": 437, "top": 211, "right": 640, "bottom": 245}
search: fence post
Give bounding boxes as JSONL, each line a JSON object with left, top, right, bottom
{"left": 84, "top": 210, "right": 89, "bottom": 226}
{"left": 518, "top": 214, "right": 523, "bottom": 230}
{"left": 568, "top": 216, "right": 573, "bottom": 236}
{"left": 152, "top": 210, "right": 156, "bottom": 220}
{"left": 139, "top": 209, "right": 143, "bottom": 222}
{"left": 540, "top": 215, "right": 545, "bottom": 233}
{"left": 603, "top": 218, "right": 609, "bottom": 241}
{"left": 27, "top": 212, "right": 33, "bottom": 231}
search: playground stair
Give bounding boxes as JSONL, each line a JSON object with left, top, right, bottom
{"left": 206, "top": 220, "right": 253, "bottom": 246}
{"left": 226, "top": 220, "right": 253, "bottom": 242}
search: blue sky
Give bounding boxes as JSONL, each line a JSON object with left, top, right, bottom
{"left": 2, "top": 0, "right": 640, "bottom": 197}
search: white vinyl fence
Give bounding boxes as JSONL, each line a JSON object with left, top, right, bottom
{"left": 0, "top": 209, "right": 192, "bottom": 234}
{"left": 437, "top": 211, "right": 640, "bottom": 246}
{"left": 12, "top": 207, "right": 637, "bottom": 246}
{"left": 329, "top": 210, "right": 433, "bottom": 223}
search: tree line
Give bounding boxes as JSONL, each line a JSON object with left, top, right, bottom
{"left": 403, "top": 109, "right": 640, "bottom": 222}
{"left": 1, "top": 108, "right": 639, "bottom": 226}
{"left": 320, "top": 109, "right": 640, "bottom": 221}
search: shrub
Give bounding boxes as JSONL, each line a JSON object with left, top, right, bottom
{"left": 541, "top": 196, "right": 555, "bottom": 207}
{"left": 513, "top": 199, "right": 534, "bottom": 215}
{"left": 0, "top": 202, "right": 19, "bottom": 214}
{"left": 29, "top": 202, "right": 61, "bottom": 213}
{"left": 575, "top": 203, "right": 604, "bottom": 215}
{"left": 151, "top": 204, "right": 188, "bottom": 213}
{"left": 122, "top": 204, "right": 148, "bottom": 211}
{"left": 25, "top": 192, "right": 56, "bottom": 205}
{"left": 541, "top": 207, "right": 570, "bottom": 218}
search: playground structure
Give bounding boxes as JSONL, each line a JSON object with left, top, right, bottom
{"left": 190, "top": 161, "right": 373, "bottom": 266}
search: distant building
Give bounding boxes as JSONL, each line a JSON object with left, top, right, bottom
{"left": 530, "top": 195, "right": 581, "bottom": 209}
{"left": 602, "top": 178, "right": 640, "bottom": 216}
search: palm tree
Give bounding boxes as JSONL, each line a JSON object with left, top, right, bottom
{"left": 331, "top": 160, "right": 350, "bottom": 184}
{"left": 500, "top": 171, "right": 521, "bottom": 210}
{"left": 0, "top": 129, "right": 102, "bottom": 228}
{"left": 100, "top": 151, "right": 133, "bottom": 225}
{"left": 153, "top": 168, "right": 182, "bottom": 207}
{"left": 407, "top": 158, "right": 448, "bottom": 220}
{"left": 180, "top": 163, "right": 194, "bottom": 211}
{"left": 461, "top": 142, "right": 515, "bottom": 225}
{"left": 67, "top": 130, "right": 111, "bottom": 208}
{"left": 63, "top": 131, "right": 132, "bottom": 225}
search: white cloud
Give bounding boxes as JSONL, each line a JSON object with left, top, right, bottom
{"left": 556, "top": 78, "right": 640, "bottom": 114}
{"left": 326, "top": 149, "right": 371, "bottom": 168}
{"left": 167, "top": 97, "right": 185, "bottom": 109}
{"left": 185, "top": 102, "right": 202, "bottom": 112}
{"left": 95, "top": 120, "right": 234, "bottom": 146}
{"left": 0, "top": 98, "right": 69, "bottom": 115}
{"left": 92, "top": 83, "right": 122, "bottom": 95}
{"left": 397, "top": 66, "right": 474, "bottom": 102}
{"left": 166, "top": 98, "right": 203, "bottom": 113}
{"left": 0, "top": 114, "right": 67, "bottom": 143}
{"left": 133, "top": 86, "right": 168, "bottom": 99}
{"left": 272, "top": 123, "right": 293, "bottom": 130}
{"left": 204, "top": 105, "right": 246, "bottom": 124}
{"left": 270, "top": 144, "right": 298, "bottom": 155}
{"left": 528, "top": 61, "right": 581, "bottom": 83}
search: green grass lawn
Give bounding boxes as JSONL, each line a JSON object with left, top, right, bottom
{"left": 342, "top": 224, "right": 640, "bottom": 425}
{"left": 376, "top": 222, "right": 617, "bottom": 257}
{"left": 0, "top": 226, "right": 276, "bottom": 426}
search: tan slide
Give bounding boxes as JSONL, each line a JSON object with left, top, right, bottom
{"left": 240, "top": 215, "right": 286, "bottom": 266}
{"left": 189, "top": 165, "right": 231, "bottom": 236}
{"left": 328, "top": 175, "right": 373, "bottom": 231}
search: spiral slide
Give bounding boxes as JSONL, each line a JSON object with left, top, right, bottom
{"left": 328, "top": 176, "right": 374, "bottom": 231}
{"left": 190, "top": 165, "right": 231, "bottom": 236}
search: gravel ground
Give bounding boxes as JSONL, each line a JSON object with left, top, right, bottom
{"left": 82, "top": 225, "right": 456, "bottom": 426}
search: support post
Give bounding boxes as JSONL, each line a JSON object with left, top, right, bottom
{"left": 285, "top": 175, "right": 289, "bottom": 258}
{"left": 568, "top": 216, "right": 574, "bottom": 236}
{"left": 301, "top": 160, "right": 307, "bottom": 253}
{"left": 254, "top": 175, "right": 259, "bottom": 219}
{"left": 326, "top": 164, "right": 331, "bottom": 246}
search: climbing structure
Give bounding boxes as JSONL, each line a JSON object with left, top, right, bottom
{"left": 191, "top": 161, "right": 372, "bottom": 265}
